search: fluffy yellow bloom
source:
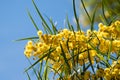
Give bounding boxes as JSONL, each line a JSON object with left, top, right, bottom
{"left": 79, "top": 54, "right": 84, "bottom": 59}
{"left": 104, "top": 68, "right": 110, "bottom": 73}
{"left": 37, "top": 30, "right": 42, "bottom": 36}
{"left": 24, "top": 20, "right": 120, "bottom": 79}
{"left": 24, "top": 40, "right": 34, "bottom": 58}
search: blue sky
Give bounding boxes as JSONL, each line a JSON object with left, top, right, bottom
{"left": 0, "top": 0, "right": 74, "bottom": 80}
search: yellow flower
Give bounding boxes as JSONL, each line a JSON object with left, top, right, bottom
{"left": 104, "top": 68, "right": 110, "bottom": 73}
{"left": 24, "top": 20, "right": 120, "bottom": 79}
{"left": 79, "top": 54, "right": 84, "bottom": 59}
{"left": 27, "top": 40, "right": 33, "bottom": 45}
{"left": 56, "top": 46, "right": 61, "bottom": 53}
{"left": 24, "top": 50, "right": 32, "bottom": 58}
{"left": 98, "top": 23, "right": 104, "bottom": 32}
{"left": 37, "top": 30, "right": 42, "bottom": 36}
{"left": 115, "top": 20, "right": 120, "bottom": 32}
{"left": 89, "top": 50, "right": 97, "bottom": 57}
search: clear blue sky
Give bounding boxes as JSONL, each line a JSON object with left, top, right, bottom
{"left": 0, "top": 0, "right": 74, "bottom": 80}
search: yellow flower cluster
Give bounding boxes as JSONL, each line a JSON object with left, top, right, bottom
{"left": 90, "top": 60, "right": 120, "bottom": 80}
{"left": 104, "top": 60, "right": 120, "bottom": 80}
{"left": 24, "top": 20, "right": 120, "bottom": 79}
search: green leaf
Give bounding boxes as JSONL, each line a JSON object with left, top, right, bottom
{"left": 99, "top": 15, "right": 107, "bottom": 25}
{"left": 96, "top": 54, "right": 110, "bottom": 67}
{"left": 42, "top": 22, "right": 48, "bottom": 34}
{"left": 84, "top": 63, "right": 91, "bottom": 72}
{"left": 48, "top": 66, "right": 64, "bottom": 80}
{"left": 71, "top": 25, "right": 76, "bottom": 37}
{"left": 91, "top": 5, "right": 97, "bottom": 31}
{"left": 60, "top": 43, "right": 71, "bottom": 74}
{"left": 103, "top": 0, "right": 120, "bottom": 21}
{"left": 101, "top": 1, "right": 109, "bottom": 25}
{"left": 73, "top": 0, "right": 81, "bottom": 31}
{"left": 81, "top": 0, "right": 91, "bottom": 23}
{"left": 108, "top": 40, "right": 112, "bottom": 60}
{"left": 32, "top": 0, "right": 53, "bottom": 34}
{"left": 47, "top": 17, "right": 58, "bottom": 34}
{"left": 108, "top": 16, "right": 117, "bottom": 26}
{"left": 87, "top": 47, "right": 95, "bottom": 74}
{"left": 42, "top": 62, "right": 49, "bottom": 80}
{"left": 38, "top": 60, "right": 43, "bottom": 80}
{"left": 27, "top": 10, "right": 39, "bottom": 31}
{"left": 26, "top": 72, "right": 31, "bottom": 80}
{"left": 72, "top": 68, "right": 81, "bottom": 80}
{"left": 26, "top": 57, "right": 40, "bottom": 80}
{"left": 66, "top": 15, "right": 72, "bottom": 31}
{"left": 15, "top": 37, "right": 39, "bottom": 41}
{"left": 83, "top": 59, "right": 85, "bottom": 72}
{"left": 71, "top": 49, "right": 75, "bottom": 67}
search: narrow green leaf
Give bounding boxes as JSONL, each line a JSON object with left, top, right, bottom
{"left": 42, "top": 22, "right": 48, "bottom": 34}
{"left": 103, "top": 54, "right": 117, "bottom": 61}
{"left": 81, "top": 0, "right": 91, "bottom": 23}
{"left": 37, "top": 71, "right": 42, "bottom": 80}
{"left": 66, "top": 15, "right": 72, "bottom": 31}
{"left": 110, "top": 55, "right": 117, "bottom": 61}
{"left": 25, "top": 59, "right": 40, "bottom": 72}
{"left": 47, "top": 17, "right": 58, "bottom": 34}
{"left": 50, "top": 19, "right": 58, "bottom": 35}
{"left": 108, "top": 40, "right": 112, "bottom": 60}
{"left": 66, "top": 37, "right": 70, "bottom": 53}
{"left": 48, "top": 66, "right": 64, "bottom": 80}
{"left": 32, "top": 0, "right": 53, "bottom": 34}
{"left": 103, "top": 0, "right": 120, "bottom": 20}
{"left": 72, "top": 68, "right": 81, "bottom": 80}
{"left": 71, "top": 25, "right": 75, "bottom": 33}
{"left": 73, "top": 0, "right": 81, "bottom": 31}
{"left": 26, "top": 57, "right": 40, "bottom": 79}
{"left": 83, "top": 59, "right": 85, "bottom": 72}
{"left": 71, "top": 25, "right": 76, "bottom": 37}
{"left": 99, "top": 61, "right": 107, "bottom": 66}
{"left": 96, "top": 54, "right": 110, "bottom": 67}
{"left": 60, "top": 43, "right": 71, "bottom": 74}
{"left": 38, "top": 60, "right": 43, "bottom": 80}
{"left": 27, "top": 10, "right": 39, "bottom": 31}
{"left": 15, "top": 37, "right": 39, "bottom": 41}
{"left": 45, "top": 47, "right": 53, "bottom": 63}
{"left": 71, "top": 49, "right": 75, "bottom": 67}
{"left": 84, "top": 63, "right": 91, "bottom": 72}
{"left": 101, "top": 1, "right": 109, "bottom": 25}
{"left": 91, "top": 5, "right": 97, "bottom": 31}
{"left": 99, "top": 15, "right": 107, "bottom": 25}
{"left": 43, "top": 62, "right": 49, "bottom": 80}
{"left": 26, "top": 72, "right": 31, "bottom": 80}
{"left": 87, "top": 47, "right": 95, "bottom": 74}
{"left": 108, "top": 16, "right": 117, "bottom": 26}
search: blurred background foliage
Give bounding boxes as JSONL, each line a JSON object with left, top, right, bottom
{"left": 79, "top": 0, "right": 120, "bottom": 26}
